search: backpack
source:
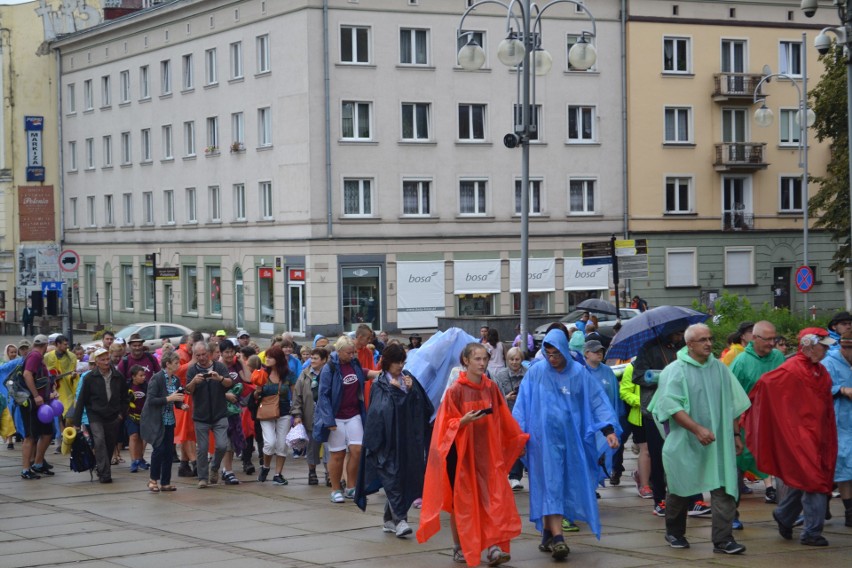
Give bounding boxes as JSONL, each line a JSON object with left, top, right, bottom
{"left": 3, "top": 354, "right": 48, "bottom": 405}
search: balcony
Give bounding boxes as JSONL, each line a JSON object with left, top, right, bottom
{"left": 714, "top": 142, "right": 768, "bottom": 171}
{"left": 723, "top": 211, "right": 754, "bottom": 231}
{"left": 713, "top": 73, "right": 765, "bottom": 102}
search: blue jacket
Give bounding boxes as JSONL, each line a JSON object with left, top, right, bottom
{"left": 312, "top": 351, "right": 367, "bottom": 443}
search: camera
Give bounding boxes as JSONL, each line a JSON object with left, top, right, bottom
{"left": 815, "top": 32, "right": 833, "bottom": 55}
{"left": 800, "top": 0, "right": 818, "bottom": 18}
{"left": 503, "top": 133, "right": 520, "bottom": 149}
{"left": 202, "top": 371, "right": 213, "bottom": 378}
{"left": 176, "top": 386, "right": 185, "bottom": 394}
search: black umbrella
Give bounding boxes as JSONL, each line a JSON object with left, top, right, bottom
{"left": 577, "top": 298, "right": 619, "bottom": 316}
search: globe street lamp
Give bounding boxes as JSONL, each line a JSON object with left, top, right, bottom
{"left": 456, "top": 0, "right": 597, "bottom": 355}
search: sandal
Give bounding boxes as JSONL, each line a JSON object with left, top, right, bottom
{"left": 308, "top": 471, "right": 318, "bottom": 485}
{"left": 159, "top": 485, "right": 177, "bottom": 492}
{"left": 222, "top": 472, "right": 241, "bottom": 485}
{"left": 538, "top": 537, "right": 553, "bottom": 553}
{"left": 111, "top": 457, "right": 120, "bottom": 465}
{"left": 147, "top": 480, "right": 160, "bottom": 493}
{"left": 452, "top": 546, "right": 466, "bottom": 564}
{"left": 551, "top": 540, "right": 570, "bottom": 561}
{"left": 487, "top": 545, "right": 510, "bottom": 567}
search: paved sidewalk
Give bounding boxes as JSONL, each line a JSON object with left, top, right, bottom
{"left": 1, "top": 444, "right": 852, "bottom": 567}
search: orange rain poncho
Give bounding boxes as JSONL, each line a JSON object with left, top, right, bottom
{"left": 416, "top": 372, "right": 528, "bottom": 566}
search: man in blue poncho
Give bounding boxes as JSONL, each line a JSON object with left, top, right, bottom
{"left": 512, "top": 329, "right": 620, "bottom": 561}
{"left": 583, "top": 340, "right": 624, "bottom": 485}
{"left": 823, "top": 331, "right": 852, "bottom": 527}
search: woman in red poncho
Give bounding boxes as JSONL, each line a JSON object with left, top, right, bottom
{"left": 416, "top": 343, "right": 528, "bottom": 567}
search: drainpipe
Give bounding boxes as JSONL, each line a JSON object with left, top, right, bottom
{"left": 323, "top": 0, "right": 333, "bottom": 238}
{"left": 56, "top": 47, "right": 65, "bottom": 242}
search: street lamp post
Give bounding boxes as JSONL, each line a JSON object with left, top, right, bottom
{"left": 456, "top": 0, "right": 597, "bottom": 355}
{"left": 753, "top": 32, "right": 815, "bottom": 318}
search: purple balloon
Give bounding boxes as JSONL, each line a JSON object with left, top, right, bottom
{"left": 50, "top": 399, "right": 64, "bottom": 417}
{"left": 37, "top": 404, "right": 55, "bottom": 424}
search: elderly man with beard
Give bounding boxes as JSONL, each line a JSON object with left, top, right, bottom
{"left": 823, "top": 331, "right": 852, "bottom": 528}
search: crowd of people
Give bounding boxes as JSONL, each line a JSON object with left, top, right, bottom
{"left": 1, "top": 308, "right": 852, "bottom": 566}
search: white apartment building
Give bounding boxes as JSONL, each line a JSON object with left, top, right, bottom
{"left": 54, "top": 0, "right": 626, "bottom": 336}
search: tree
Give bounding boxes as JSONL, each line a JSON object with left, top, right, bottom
{"left": 809, "top": 45, "right": 850, "bottom": 273}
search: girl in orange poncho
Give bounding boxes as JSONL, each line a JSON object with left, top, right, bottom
{"left": 416, "top": 343, "right": 528, "bottom": 567}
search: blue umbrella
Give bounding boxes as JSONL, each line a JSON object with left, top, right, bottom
{"left": 605, "top": 305, "right": 710, "bottom": 361}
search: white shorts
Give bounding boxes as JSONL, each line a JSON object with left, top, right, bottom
{"left": 327, "top": 415, "right": 363, "bottom": 452}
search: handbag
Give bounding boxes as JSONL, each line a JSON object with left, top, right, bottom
{"left": 256, "top": 393, "right": 280, "bottom": 421}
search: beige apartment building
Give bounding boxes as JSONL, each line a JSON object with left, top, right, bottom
{"left": 626, "top": 0, "right": 843, "bottom": 312}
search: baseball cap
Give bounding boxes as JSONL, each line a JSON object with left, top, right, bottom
{"left": 92, "top": 347, "right": 109, "bottom": 359}
{"left": 48, "top": 333, "right": 61, "bottom": 344}
{"left": 583, "top": 340, "right": 605, "bottom": 353}
{"left": 32, "top": 334, "right": 49, "bottom": 346}
{"left": 798, "top": 327, "right": 836, "bottom": 347}
{"left": 215, "top": 329, "right": 227, "bottom": 337}
{"left": 18, "top": 339, "right": 31, "bottom": 349}
{"left": 237, "top": 329, "right": 250, "bottom": 338}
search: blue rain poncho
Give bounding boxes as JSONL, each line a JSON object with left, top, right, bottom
{"left": 648, "top": 347, "right": 750, "bottom": 499}
{"left": 823, "top": 349, "right": 852, "bottom": 482}
{"left": 512, "top": 329, "right": 619, "bottom": 537}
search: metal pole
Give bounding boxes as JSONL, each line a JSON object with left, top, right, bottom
{"left": 802, "top": 32, "right": 810, "bottom": 318}
{"left": 152, "top": 252, "right": 158, "bottom": 322}
{"left": 519, "top": 0, "right": 531, "bottom": 357}
{"left": 846, "top": 3, "right": 852, "bottom": 309}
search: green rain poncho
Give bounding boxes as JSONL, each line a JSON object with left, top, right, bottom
{"left": 648, "top": 347, "right": 751, "bottom": 499}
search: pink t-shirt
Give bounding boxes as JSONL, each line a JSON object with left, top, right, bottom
{"left": 336, "top": 362, "right": 360, "bottom": 420}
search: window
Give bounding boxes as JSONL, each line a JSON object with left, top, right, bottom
{"left": 341, "top": 25, "right": 370, "bottom": 63}
{"left": 160, "top": 60, "right": 172, "bottom": 94}
{"left": 458, "top": 104, "right": 485, "bottom": 140}
{"left": 780, "top": 176, "right": 803, "bottom": 211}
{"left": 664, "top": 107, "right": 691, "bottom": 143}
{"left": 83, "top": 79, "right": 93, "bottom": 110}
{"left": 122, "top": 264, "right": 134, "bottom": 310}
{"left": 205, "top": 48, "right": 217, "bottom": 84}
{"left": 119, "top": 70, "right": 130, "bottom": 103}
{"left": 231, "top": 112, "right": 244, "bottom": 146}
{"left": 139, "top": 65, "right": 150, "bottom": 99}
{"left": 779, "top": 41, "right": 802, "bottom": 76}
{"left": 86, "top": 264, "right": 97, "bottom": 306}
{"left": 459, "top": 179, "right": 487, "bottom": 215}
{"left": 566, "top": 34, "right": 595, "bottom": 71}
{"left": 343, "top": 178, "right": 372, "bottom": 216}
{"left": 256, "top": 34, "right": 270, "bottom": 73}
{"left": 663, "top": 37, "right": 690, "bottom": 73}
{"left": 207, "top": 267, "right": 222, "bottom": 315}
{"left": 82, "top": 138, "right": 93, "bottom": 169}
{"left": 260, "top": 181, "right": 273, "bottom": 219}
{"left": 142, "top": 265, "right": 154, "bottom": 311}
{"left": 403, "top": 180, "right": 431, "bottom": 215}
{"left": 567, "top": 105, "right": 596, "bottom": 142}
{"left": 184, "top": 121, "right": 196, "bottom": 156}
{"left": 665, "top": 248, "right": 697, "bottom": 287}
{"left": 164, "top": 189, "right": 175, "bottom": 224}
{"left": 141, "top": 128, "right": 151, "bottom": 162}
{"left": 724, "top": 247, "right": 754, "bottom": 285}
{"left": 102, "top": 135, "right": 112, "bottom": 167}
{"left": 234, "top": 183, "right": 246, "bottom": 220}
{"left": 401, "top": 103, "right": 430, "bottom": 140}
{"left": 162, "top": 125, "right": 173, "bottom": 159}
{"left": 104, "top": 194, "right": 114, "bottom": 226}
{"left": 182, "top": 54, "right": 194, "bottom": 90}
{"left": 184, "top": 266, "right": 198, "bottom": 313}
{"left": 230, "top": 41, "right": 243, "bottom": 79}
{"left": 68, "top": 141, "right": 77, "bottom": 171}
{"left": 186, "top": 187, "right": 197, "bottom": 222}
{"left": 123, "top": 193, "right": 133, "bottom": 225}
{"left": 143, "top": 192, "right": 154, "bottom": 224}
{"left": 209, "top": 185, "right": 221, "bottom": 222}
{"left": 569, "top": 178, "right": 596, "bottom": 214}
{"left": 514, "top": 179, "right": 543, "bottom": 214}
{"left": 69, "top": 197, "right": 78, "bottom": 227}
{"left": 206, "top": 116, "right": 219, "bottom": 150}
{"left": 86, "top": 196, "right": 96, "bottom": 227}
{"left": 341, "top": 101, "right": 371, "bottom": 140}
{"left": 101, "top": 75, "right": 111, "bottom": 107}
{"left": 400, "top": 28, "right": 429, "bottom": 65}
{"left": 779, "top": 109, "right": 800, "bottom": 145}
{"left": 258, "top": 107, "right": 272, "bottom": 147}
{"left": 513, "top": 103, "right": 542, "bottom": 140}
{"left": 665, "top": 176, "right": 693, "bottom": 213}
{"left": 67, "top": 84, "right": 76, "bottom": 113}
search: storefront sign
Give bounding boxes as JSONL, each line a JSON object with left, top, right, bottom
{"left": 396, "top": 261, "right": 445, "bottom": 329}
{"left": 18, "top": 186, "right": 55, "bottom": 241}
{"left": 289, "top": 268, "right": 305, "bottom": 281}
{"left": 258, "top": 267, "right": 274, "bottom": 279}
{"left": 453, "top": 259, "right": 501, "bottom": 294}
{"left": 155, "top": 267, "right": 180, "bottom": 280}
{"left": 564, "top": 258, "right": 610, "bottom": 291}
{"left": 509, "top": 258, "right": 555, "bottom": 292}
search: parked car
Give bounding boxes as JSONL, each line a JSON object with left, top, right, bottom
{"left": 532, "top": 308, "right": 641, "bottom": 350}
{"left": 84, "top": 322, "right": 204, "bottom": 352}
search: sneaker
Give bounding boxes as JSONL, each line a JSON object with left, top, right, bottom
{"left": 610, "top": 471, "right": 622, "bottom": 486}
{"left": 509, "top": 478, "right": 523, "bottom": 492}
{"left": 344, "top": 487, "right": 356, "bottom": 499}
{"left": 209, "top": 470, "right": 219, "bottom": 485}
{"left": 177, "top": 461, "right": 193, "bottom": 477}
{"left": 741, "top": 484, "right": 753, "bottom": 494}
{"left": 687, "top": 501, "right": 712, "bottom": 516}
{"left": 242, "top": 462, "right": 256, "bottom": 475}
{"left": 6, "top": 442, "right": 13, "bottom": 450}
{"left": 793, "top": 514, "right": 804, "bottom": 527}
{"left": 772, "top": 510, "right": 793, "bottom": 540}
{"left": 732, "top": 518, "right": 744, "bottom": 530}
{"left": 665, "top": 534, "right": 690, "bottom": 549}
{"left": 561, "top": 519, "right": 579, "bottom": 532}
{"left": 713, "top": 540, "right": 746, "bottom": 554}
{"left": 198, "top": 479, "right": 208, "bottom": 488}
{"left": 272, "top": 474, "right": 288, "bottom": 486}
{"left": 639, "top": 486, "right": 654, "bottom": 499}
{"left": 31, "top": 464, "right": 54, "bottom": 476}
{"left": 382, "top": 520, "right": 396, "bottom": 533}
{"left": 330, "top": 490, "right": 345, "bottom": 503}
{"left": 20, "top": 469, "right": 41, "bottom": 480}
{"left": 139, "top": 459, "right": 150, "bottom": 471}
{"left": 395, "top": 520, "right": 413, "bottom": 538}
{"left": 308, "top": 470, "right": 319, "bottom": 485}
{"left": 800, "top": 535, "right": 829, "bottom": 547}
{"left": 653, "top": 501, "right": 666, "bottom": 517}
{"left": 222, "top": 471, "right": 241, "bottom": 485}
{"left": 129, "top": 459, "right": 139, "bottom": 473}
{"left": 765, "top": 486, "right": 777, "bottom": 504}
{"left": 41, "top": 460, "right": 54, "bottom": 470}
{"left": 257, "top": 466, "right": 270, "bottom": 483}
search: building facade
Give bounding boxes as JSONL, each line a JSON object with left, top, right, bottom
{"left": 54, "top": 0, "right": 627, "bottom": 336}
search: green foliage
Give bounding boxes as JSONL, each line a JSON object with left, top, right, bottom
{"left": 809, "top": 45, "right": 850, "bottom": 272}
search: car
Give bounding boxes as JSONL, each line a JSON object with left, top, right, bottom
{"left": 532, "top": 308, "right": 641, "bottom": 350}
{"left": 83, "top": 322, "right": 205, "bottom": 352}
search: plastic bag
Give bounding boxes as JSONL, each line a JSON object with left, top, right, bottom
{"left": 285, "top": 421, "right": 309, "bottom": 451}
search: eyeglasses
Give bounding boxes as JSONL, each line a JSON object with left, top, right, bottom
{"left": 544, "top": 350, "right": 564, "bottom": 360}
{"left": 689, "top": 337, "right": 713, "bottom": 344}
{"left": 754, "top": 335, "right": 777, "bottom": 343}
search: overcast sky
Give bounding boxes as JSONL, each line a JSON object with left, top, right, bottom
{"left": 0, "top": 1, "right": 36, "bottom": 5}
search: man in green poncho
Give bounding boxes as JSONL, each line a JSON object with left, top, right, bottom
{"left": 648, "top": 323, "right": 751, "bottom": 555}
{"left": 729, "top": 321, "right": 786, "bottom": 513}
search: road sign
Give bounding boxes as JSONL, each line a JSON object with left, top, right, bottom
{"left": 614, "top": 239, "right": 648, "bottom": 256}
{"left": 581, "top": 240, "right": 613, "bottom": 266}
{"left": 41, "top": 281, "right": 63, "bottom": 298}
{"left": 618, "top": 256, "right": 650, "bottom": 279}
{"left": 59, "top": 249, "right": 80, "bottom": 272}
{"left": 795, "top": 265, "right": 814, "bottom": 293}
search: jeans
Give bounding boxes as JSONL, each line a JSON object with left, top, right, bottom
{"left": 509, "top": 458, "right": 524, "bottom": 481}
{"left": 150, "top": 424, "right": 175, "bottom": 485}
{"left": 774, "top": 478, "right": 827, "bottom": 540}
{"left": 667, "top": 487, "right": 736, "bottom": 545}
{"left": 194, "top": 417, "right": 229, "bottom": 481}
{"left": 89, "top": 417, "right": 121, "bottom": 480}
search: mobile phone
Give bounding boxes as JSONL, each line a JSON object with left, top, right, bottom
{"left": 477, "top": 407, "right": 494, "bottom": 416}
{"left": 203, "top": 371, "right": 213, "bottom": 378}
